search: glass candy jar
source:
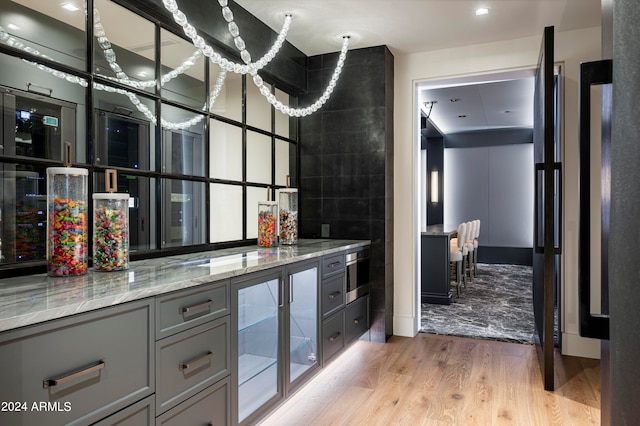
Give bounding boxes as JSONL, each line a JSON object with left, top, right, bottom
{"left": 46, "top": 167, "right": 88, "bottom": 276}
{"left": 93, "top": 193, "right": 130, "bottom": 271}
{"left": 258, "top": 201, "right": 278, "bottom": 247}
{"left": 278, "top": 189, "right": 298, "bottom": 245}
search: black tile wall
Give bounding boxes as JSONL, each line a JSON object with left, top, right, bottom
{"left": 300, "top": 46, "right": 394, "bottom": 343}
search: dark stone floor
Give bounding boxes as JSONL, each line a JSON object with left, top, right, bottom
{"left": 420, "top": 263, "right": 535, "bottom": 344}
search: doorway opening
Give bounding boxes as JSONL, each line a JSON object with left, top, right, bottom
{"left": 416, "top": 67, "right": 562, "bottom": 346}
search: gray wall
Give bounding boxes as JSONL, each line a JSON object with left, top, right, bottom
{"left": 444, "top": 143, "right": 534, "bottom": 263}
{"left": 610, "top": 0, "right": 640, "bottom": 423}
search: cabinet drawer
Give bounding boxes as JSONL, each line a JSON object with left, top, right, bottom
{"left": 156, "top": 377, "right": 229, "bottom": 426}
{"left": 156, "top": 316, "right": 230, "bottom": 414}
{"left": 92, "top": 395, "right": 155, "bottom": 426}
{"left": 321, "top": 273, "right": 345, "bottom": 318}
{"left": 0, "top": 300, "right": 153, "bottom": 426}
{"left": 322, "top": 310, "right": 345, "bottom": 363}
{"left": 345, "top": 295, "right": 369, "bottom": 343}
{"left": 322, "top": 252, "right": 345, "bottom": 278}
{"left": 156, "top": 280, "right": 229, "bottom": 340}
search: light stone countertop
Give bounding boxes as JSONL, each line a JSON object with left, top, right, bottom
{"left": 0, "top": 239, "right": 369, "bottom": 333}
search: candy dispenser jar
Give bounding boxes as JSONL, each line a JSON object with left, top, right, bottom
{"left": 46, "top": 167, "right": 88, "bottom": 276}
{"left": 258, "top": 201, "right": 278, "bottom": 247}
{"left": 93, "top": 193, "right": 130, "bottom": 271}
{"left": 279, "top": 189, "right": 298, "bottom": 245}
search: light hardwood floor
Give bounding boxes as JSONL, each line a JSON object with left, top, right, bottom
{"left": 259, "top": 333, "right": 601, "bottom": 425}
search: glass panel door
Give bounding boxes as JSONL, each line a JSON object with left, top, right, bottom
{"left": 237, "top": 276, "right": 280, "bottom": 423}
{"left": 289, "top": 266, "right": 318, "bottom": 384}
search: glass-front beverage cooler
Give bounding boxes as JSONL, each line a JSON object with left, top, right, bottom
{"left": 288, "top": 265, "right": 318, "bottom": 384}
{"left": 236, "top": 274, "right": 280, "bottom": 424}
{"left": 233, "top": 261, "right": 319, "bottom": 425}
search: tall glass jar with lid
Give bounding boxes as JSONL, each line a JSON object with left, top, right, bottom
{"left": 46, "top": 167, "right": 88, "bottom": 276}
{"left": 278, "top": 189, "right": 298, "bottom": 245}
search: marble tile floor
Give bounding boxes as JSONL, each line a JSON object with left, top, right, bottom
{"left": 421, "top": 263, "right": 536, "bottom": 344}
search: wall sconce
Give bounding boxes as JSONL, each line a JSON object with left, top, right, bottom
{"left": 431, "top": 170, "right": 439, "bottom": 203}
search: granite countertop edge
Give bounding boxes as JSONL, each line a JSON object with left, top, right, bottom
{"left": 0, "top": 239, "right": 370, "bottom": 333}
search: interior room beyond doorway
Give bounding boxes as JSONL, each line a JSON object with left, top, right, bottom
{"left": 417, "top": 69, "right": 537, "bottom": 343}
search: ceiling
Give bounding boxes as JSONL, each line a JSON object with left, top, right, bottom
{"left": 7, "top": 0, "right": 602, "bottom": 135}
{"left": 235, "top": 0, "right": 601, "bottom": 134}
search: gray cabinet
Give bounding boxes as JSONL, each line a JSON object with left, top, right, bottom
{"left": 154, "top": 279, "right": 231, "bottom": 425}
{"left": 92, "top": 395, "right": 155, "bottom": 426}
{"left": 156, "top": 280, "right": 229, "bottom": 340}
{"left": 345, "top": 294, "right": 369, "bottom": 344}
{"left": 320, "top": 251, "right": 370, "bottom": 366}
{"left": 155, "top": 317, "right": 230, "bottom": 414}
{"left": 0, "top": 300, "right": 154, "bottom": 426}
{"left": 156, "top": 377, "right": 229, "bottom": 426}
{"left": 321, "top": 252, "right": 345, "bottom": 277}
{"left": 322, "top": 310, "right": 345, "bottom": 362}
{"left": 321, "top": 273, "right": 345, "bottom": 318}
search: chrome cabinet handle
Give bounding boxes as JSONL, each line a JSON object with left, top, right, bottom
{"left": 353, "top": 317, "right": 361, "bottom": 325}
{"left": 328, "top": 291, "right": 341, "bottom": 299}
{"left": 179, "top": 299, "right": 213, "bottom": 315}
{"left": 327, "top": 261, "right": 341, "bottom": 268}
{"left": 289, "top": 275, "right": 294, "bottom": 304}
{"left": 43, "top": 359, "right": 106, "bottom": 389}
{"left": 279, "top": 278, "right": 285, "bottom": 308}
{"left": 180, "top": 351, "right": 213, "bottom": 371}
{"left": 328, "top": 332, "right": 341, "bottom": 342}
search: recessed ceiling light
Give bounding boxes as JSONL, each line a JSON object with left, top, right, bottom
{"left": 7, "top": 23, "right": 20, "bottom": 31}
{"left": 61, "top": 3, "right": 80, "bottom": 12}
{"left": 458, "top": 115, "right": 467, "bottom": 118}
{"left": 475, "top": 8, "right": 489, "bottom": 16}
{"left": 505, "top": 110, "right": 512, "bottom": 114}
{"left": 450, "top": 98, "right": 459, "bottom": 103}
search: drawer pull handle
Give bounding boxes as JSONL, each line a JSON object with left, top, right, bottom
{"left": 328, "top": 262, "right": 341, "bottom": 268}
{"left": 353, "top": 317, "right": 361, "bottom": 325}
{"left": 328, "top": 291, "right": 341, "bottom": 300}
{"left": 328, "top": 332, "right": 341, "bottom": 342}
{"left": 179, "top": 299, "right": 213, "bottom": 315}
{"left": 180, "top": 351, "right": 213, "bottom": 371}
{"left": 43, "top": 359, "right": 105, "bottom": 389}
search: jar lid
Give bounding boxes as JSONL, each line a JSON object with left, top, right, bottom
{"left": 46, "top": 167, "right": 89, "bottom": 176}
{"left": 93, "top": 193, "right": 130, "bottom": 200}
{"left": 279, "top": 188, "right": 298, "bottom": 193}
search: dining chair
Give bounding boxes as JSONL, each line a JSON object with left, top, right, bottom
{"left": 449, "top": 222, "right": 468, "bottom": 296}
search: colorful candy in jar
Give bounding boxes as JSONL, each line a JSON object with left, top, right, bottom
{"left": 93, "top": 192, "right": 129, "bottom": 272}
{"left": 48, "top": 198, "right": 88, "bottom": 276}
{"left": 278, "top": 188, "right": 298, "bottom": 245}
{"left": 258, "top": 210, "right": 277, "bottom": 247}
{"left": 94, "top": 206, "right": 129, "bottom": 271}
{"left": 279, "top": 210, "right": 298, "bottom": 245}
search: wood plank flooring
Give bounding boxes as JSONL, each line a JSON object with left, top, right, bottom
{"left": 259, "top": 333, "right": 600, "bottom": 425}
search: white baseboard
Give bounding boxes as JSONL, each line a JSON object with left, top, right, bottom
{"left": 393, "top": 314, "right": 419, "bottom": 337}
{"left": 561, "top": 332, "right": 601, "bottom": 359}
